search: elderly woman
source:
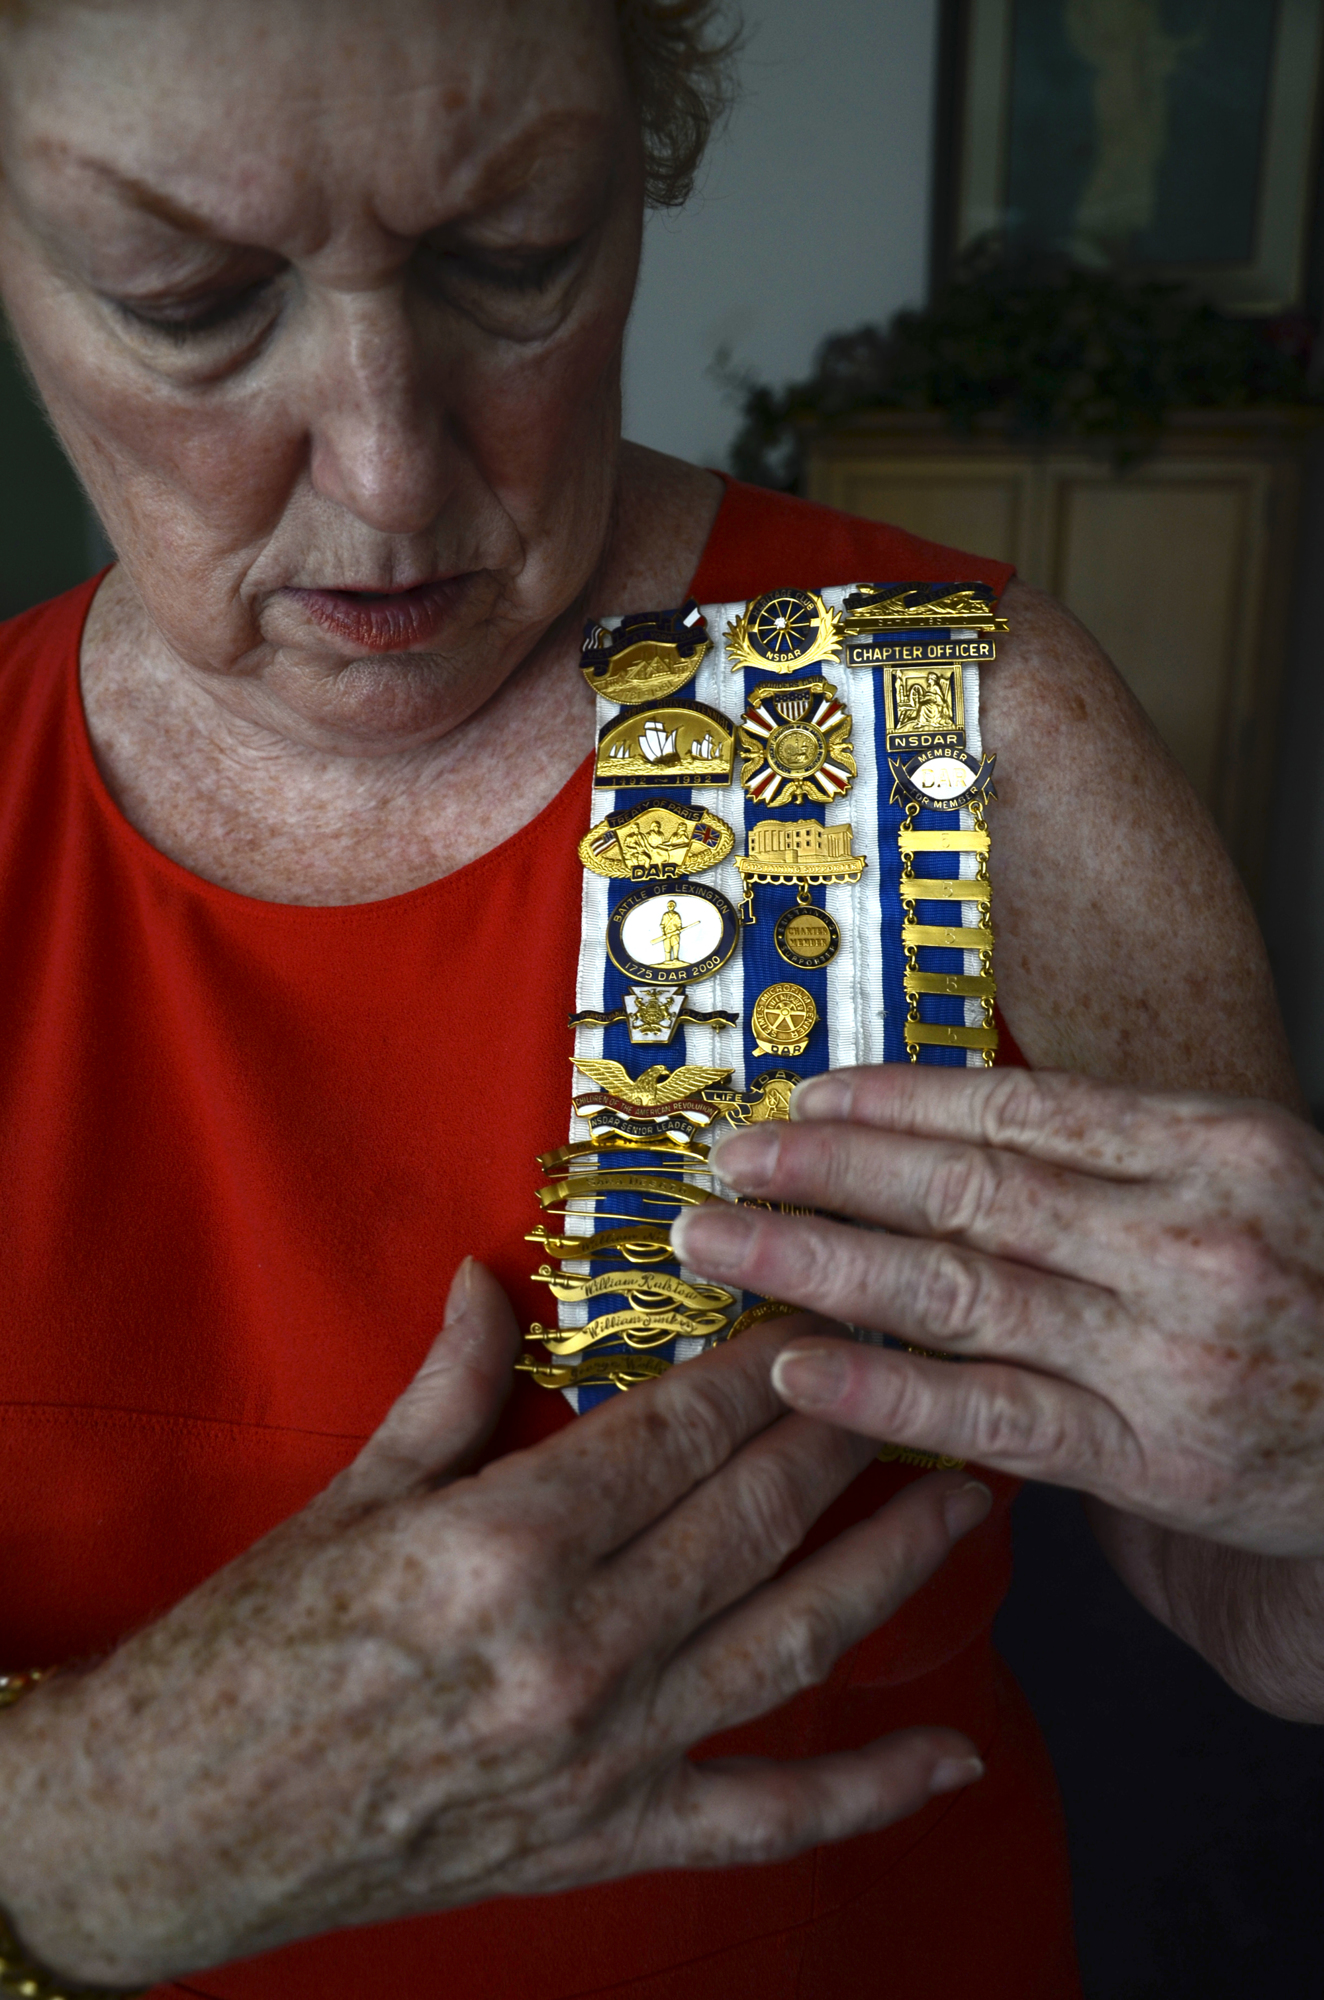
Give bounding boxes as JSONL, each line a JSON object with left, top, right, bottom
{"left": 0, "top": 1, "right": 1305, "bottom": 1996}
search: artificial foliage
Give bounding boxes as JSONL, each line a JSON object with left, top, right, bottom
{"left": 725, "top": 246, "right": 1321, "bottom": 489}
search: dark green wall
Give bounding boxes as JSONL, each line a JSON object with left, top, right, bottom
{"left": 0, "top": 325, "right": 100, "bottom": 621}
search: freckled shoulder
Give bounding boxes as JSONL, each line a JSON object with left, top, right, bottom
{"left": 983, "top": 579, "right": 1299, "bottom": 1106}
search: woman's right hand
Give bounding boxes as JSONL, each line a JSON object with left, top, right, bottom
{"left": 0, "top": 1261, "right": 991, "bottom": 1990}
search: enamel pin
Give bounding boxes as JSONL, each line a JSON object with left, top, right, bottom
{"left": 838, "top": 581, "right": 1007, "bottom": 673}
{"left": 578, "top": 799, "right": 734, "bottom": 880}
{"left": 568, "top": 1059, "right": 735, "bottom": 1146}
{"left": 773, "top": 904, "right": 841, "bottom": 969}
{"left": 581, "top": 600, "right": 711, "bottom": 705}
{"left": 568, "top": 984, "right": 738, "bottom": 1045}
{"left": 881, "top": 661, "right": 996, "bottom": 812}
{"left": 725, "top": 589, "right": 843, "bottom": 674}
{"left": 605, "top": 881, "right": 741, "bottom": 985}
{"left": 738, "top": 678, "right": 856, "bottom": 806}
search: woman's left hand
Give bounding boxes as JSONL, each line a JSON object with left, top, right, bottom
{"left": 672, "top": 1064, "right": 1324, "bottom": 1560}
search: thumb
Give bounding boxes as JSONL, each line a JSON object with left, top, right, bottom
{"left": 329, "top": 1258, "right": 522, "bottom": 1513}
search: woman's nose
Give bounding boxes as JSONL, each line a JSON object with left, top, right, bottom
{"left": 305, "top": 291, "right": 457, "bottom": 537}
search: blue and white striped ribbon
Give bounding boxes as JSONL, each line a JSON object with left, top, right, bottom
{"left": 554, "top": 585, "right": 990, "bottom": 1411}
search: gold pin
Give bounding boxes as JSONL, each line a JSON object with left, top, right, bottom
{"left": 749, "top": 985, "right": 818, "bottom": 1058}
{"left": 525, "top": 1223, "right": 676, "bottom": 1264}
{"left": 877, "top": 656, "right": 997, "bottom": 812}
{"left": 721, "top": 1068, "right": 802, "bottom": 1123}
{"left": 578, "top": 799, "right": 734, "bottom": 881}
{"left": 569, "top": 985, "right": 738, "bottom": 1046}
{"left": 839, "top": 582, "right": 1009, "bottom": 635}
{"left": 883, "top": 659, "right": 966, "bottom": 747}
{"left": 537, "top": 1170, "right": 720, "bottom": 1212}
{"left": 727, "top": 1300, "right": 800, "bottom": 1337}
{"left": 898, "top": 796, "right": 999, "bottom": 1066}
{"left": 773, "top": 905, "right": 841, "bottom": 969}
{"left": 537, "top": 1135, "right": 711, "bottom": 1173}
{"left": 531, "top": 1308, "right": 732, "bottom": 1353}
{"left": 515, "top": 1353, "right": 672, "bottom": 1391}
{"left": 606, "top": 882, "right": 741, "bottom": 984}
{"left": 726, "top": 590, "right": 843, "bottom": 674}
{"left": 877, "top": 1443, "right": 967, "bottom": 1470}
{"left": 572, "top": 1058, "right": 734, "bottom": 1131}
{"left": 736, "top": 819, "right": 865, "bottom": 919}
{"left": 581, "top": 601, "right": 711, "bottom": 705}
{"left": 739, "top": 678, "right": 856, "bottom": 806}
{"left": 595, "top": 701, "right": 735, "bottom": 788}
{"left": 531, "top": 1268, "right": 735, "bottom": 1312}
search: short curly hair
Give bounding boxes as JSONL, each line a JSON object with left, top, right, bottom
{"left": 615, "top": 0, "right": 742, "bottom": 208}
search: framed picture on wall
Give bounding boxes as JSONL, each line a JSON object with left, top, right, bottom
{"left": 933, "top": 0, "right": 1324, "bottom": 312}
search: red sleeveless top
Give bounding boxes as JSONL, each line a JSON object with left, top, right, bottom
{"left": 0, "top": 481, "right": 1079, "bottom": 1998}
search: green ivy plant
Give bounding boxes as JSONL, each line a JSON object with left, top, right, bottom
{"left": 722, "top": 245, "right": 1321, "bottom": 489}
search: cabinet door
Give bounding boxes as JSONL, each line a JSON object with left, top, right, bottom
{"left": 808, "top": 456, "right": 1033, "bottom": 572}
{"left": 1044, "top": 461, "right": 1268, "bottom": 817}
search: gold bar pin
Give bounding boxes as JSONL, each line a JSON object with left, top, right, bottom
{"left": 898, "top": 877, "right": 992, "bottom": 902}
{"left": 904, "top": 1021, "right": 1000, "bottom": 1051}
{"left": 902, "top": 922, "right": 995, "bottom": 952}
{"left": 897, "top": 829, "right": 991, "bottom": 853}
{"left": 903, "top": 970, "right": 998, "bottom": 999}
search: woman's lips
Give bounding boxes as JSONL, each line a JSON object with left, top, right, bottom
{"left": 288, "top": 576, "right": 468, "bottom": 652}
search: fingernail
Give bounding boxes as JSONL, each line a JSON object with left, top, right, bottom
{"left": 771, "top": 1342, "right": 851, "bottom": 1408}
{"left": 445, "top": 1256, "right": 475, "bottom": 1324}
{"left": 929, "top": 1754, "right": 985, "bottom": 1796}
{"left": 707, "top": 1125, "right": 782, "bottom": 1191}
{"left": 942, "top": 1480, "right": 993, "bottom": 1538}
{"left": 670, "top": 1202, "right": 759, "bottom": 1277}
{"left": 790, "top": 1074, "right": 851, "bottom": 1121}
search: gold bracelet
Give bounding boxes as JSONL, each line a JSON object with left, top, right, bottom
{"left": 0, "top": 1673, "right": 148, "bottom": 1999}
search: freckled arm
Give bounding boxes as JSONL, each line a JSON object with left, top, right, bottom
{"left": 1088, "top": 1501, "right": 1324, "bottom": 1724}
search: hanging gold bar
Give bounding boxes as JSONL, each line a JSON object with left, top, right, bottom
{"left": 902, "top": 922, "right": 995, "bottom": 952}
{"left": 898, "top": 829, "right": 991, "bottom": 853}
{"left": 904, "top": 1021, "right": 1000, "bottom": 1051}
{"left": 904, "top": 969, "right": 998, "bottom": 999}
{"left": 899, "top": 876, "right": 992, "bottom": 903}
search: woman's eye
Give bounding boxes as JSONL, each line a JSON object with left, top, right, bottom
{"left": 414, "top": 236, "right": 585, "bottom": 327}
{"left": 114, "top": 276, "right": 280, "bottom": 344}
{"left": 447, "top": 243, "right": 580, "bottom": 292}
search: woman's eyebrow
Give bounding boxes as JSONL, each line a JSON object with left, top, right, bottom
{"left": 453, "top": 111, "right": 614, "bottom": 216}
{"left": 84, "top": 162, "right": 218, "bottom": 237}
{"left": 58, "top": 106, "right": 612, "bottom": 250}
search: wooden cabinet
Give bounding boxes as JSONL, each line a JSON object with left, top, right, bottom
{"left": 807, "top": 411, "right": 1323, "bottom": 890}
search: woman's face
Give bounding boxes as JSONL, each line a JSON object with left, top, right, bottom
{"left": 0, "top": 0, "right": 643, "bottom": 743}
